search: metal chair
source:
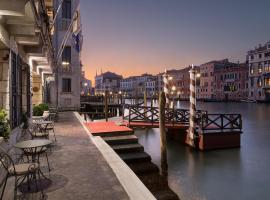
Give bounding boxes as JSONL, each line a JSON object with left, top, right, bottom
{"left": 25, "top": 124, "right": 51, "bottom": 171}
{"left": 0, "top": 150, "right": 40, "bottom": 200}
{"left": 45, "top": 121, "right": 56, "bottom": 142}
{"left": 29, "top": 123, "right": 49, "bottom": 140}
{"left": 23, "top": 146, "right": 51, "bottom": 172}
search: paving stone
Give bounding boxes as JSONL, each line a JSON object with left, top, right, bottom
{"left": 2, "top": 112, "right": 129, "bottom": 200}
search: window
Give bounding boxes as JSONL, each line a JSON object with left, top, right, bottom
{"left": 62, "top": 0, "right": 71, "bottom": 19}
{"left": 258, "top": 78, "right": 262, "bottom": 87}
{"left": 258, "top": 63, "right": 262, "bottom": 73}
{"left": 259, "top": 54, "right": 262, "bottom": 59}
{"left": 250, "top": 66, "right": 254, "bottom": 74}
{"left": 62, "top": 46, "right": 71, "bottom": 64}
{"left": 62, "top": 78, "right": 71, "bottom": 92}
{"left": 250, "top": 78, "right": 254, "bottom": 87}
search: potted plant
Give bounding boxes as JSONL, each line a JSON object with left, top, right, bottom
{"left": 33, "top": 103, "right": 49, "bottom": 116}
{"left": 0, "top": 108, "right": 10, "bottom": 140}
{"left": 21, "top": 112, "right": 29, "bottom": 135}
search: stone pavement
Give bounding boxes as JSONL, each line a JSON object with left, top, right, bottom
{"left": 2, "top": 112, "right": 129, "bottom": 200}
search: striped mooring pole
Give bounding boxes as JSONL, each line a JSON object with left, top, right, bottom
{"left": 188, "top": 64, "right": 198, "bottom": 147}
{"left": 163, "top": 69, "right": 170, "bottom": 108}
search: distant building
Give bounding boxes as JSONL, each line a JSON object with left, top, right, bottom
{"left": 120, "top": 74, "right": 156, "bottom": 97}
{"left": 214, "top": 63, "right": 249, "bottom": 101}
{"left": 81, "top": 71, "right": 92, "bottom": 95}
{"left": 198, "top": 59, "right": 249, "bottom": 101}
{"left": 247, "top": 41, "right": 270, "bottom": 102}
{"left": 95, "top": 71, "right": 122, "bottom": 94}
{"left": 156, "top": 67, "right": 195, "bottom": 100}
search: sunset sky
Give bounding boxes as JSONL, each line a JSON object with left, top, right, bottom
{"left": 80, "top": 0, "right": 270, "bottom": 82}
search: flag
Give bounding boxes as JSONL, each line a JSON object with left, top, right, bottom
{"left": 72, "top": 30, "right": 83, "bottom": 52}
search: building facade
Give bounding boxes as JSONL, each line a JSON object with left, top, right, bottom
{"left": 49, "top": 0, "right": 83, "bottom": 110}
{"left": 95, "top": 71, "right": 122, "bottom": 94}
{"left": 214, "top": 63, "right": 248, "bottom": 101}
{"left": 120, "top": 74, "right": 156, "bottom": 97}
{"left": 198, "top": 59, "right": 249, "bottom": 101}
{"left": 156, "top": 67, "right": 195, "bottom": 100}
{"left": 0, "top": 0, "right": 53, "bottom": 128}
{"left": 247, "top": 41, "right": 270, "bottom": 102}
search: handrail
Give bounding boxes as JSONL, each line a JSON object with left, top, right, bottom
{"left": 123, "top": 105, "right": 242, "bottom": 134}
{"left": 198, "top": 113, "right": 242, "bottom": 133}
{"left": 123, "top": 104, "right": 207, "bottom": 127}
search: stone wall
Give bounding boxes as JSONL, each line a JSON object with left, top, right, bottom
{"left": 0, "top": 50, "right": 9, "bottom": 113}
{"left": 32, "top": 72, "right": 43, "bottom": 105}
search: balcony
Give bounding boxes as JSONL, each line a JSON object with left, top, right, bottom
{"left": 61, "top": 66, "right": 72, "bottom": 73}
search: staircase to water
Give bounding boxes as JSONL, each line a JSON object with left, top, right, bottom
{"left": 102, "top": 131, "right": 179, "bottom": 200}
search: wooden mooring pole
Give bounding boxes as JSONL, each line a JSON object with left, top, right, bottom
{"left": 187, "top": 64, "right": 199, "bottom": 149}
{"left": 144, "top": 91, "right": 147, "bottom": 119}
{"left": 104, "top": 91, "right": 108, "bottom": 122}
{"left": 159, "top": 91, "right": 168, "bottom": 179}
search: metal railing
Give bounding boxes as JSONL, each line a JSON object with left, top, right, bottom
{"left": 123, "top": 104, "right": 206, "bottom": 126}
{"left": 198, "top": 113, "right": 242, "bottom": 133}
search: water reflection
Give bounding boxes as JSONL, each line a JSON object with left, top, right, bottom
{"left": 135, "top": 102, "right": 270, "bottom": 200}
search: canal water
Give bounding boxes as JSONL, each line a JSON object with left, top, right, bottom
{"left": 134, "top": 102, "right": 270, "bottom": 200}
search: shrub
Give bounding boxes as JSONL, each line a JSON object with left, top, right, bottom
{"left": 33, "top": 103, "right": 49, "bottom": 116}
{"left": 0, "top": 108, "right": 10, "bottom": 139}
{"left": 39, "top": 103, "right": 49, "bottom": 112}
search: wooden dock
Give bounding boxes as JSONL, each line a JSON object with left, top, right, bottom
{"left": 123, "top": 104, "right": 243, "bottom": 150}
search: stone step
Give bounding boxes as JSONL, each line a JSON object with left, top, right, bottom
{"left": 153, "top": 190, "right": 179, "bottom": 200}
{"left": 128, "top": 162, "right": 159, "bottom": 175}
{"left": 103, "top": 135, "right": 138, "bottom": 145}
{"left": 118, "top": 152, "right": 151, "bottom": 164}
{"left": 138, "top": 173, "right": 169, "bottom": 191}
{"left": 93, "top": 130, "right": 134, "bottom": 137}
{"left": 138, "top": 173, "right": 180, "bottom": 200}
{"left": 111, "top": 143, "right": 144, "bottom": 153}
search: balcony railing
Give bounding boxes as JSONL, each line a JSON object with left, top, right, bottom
{"left": 61, "top": 66, "right": 72, "bottom": 73}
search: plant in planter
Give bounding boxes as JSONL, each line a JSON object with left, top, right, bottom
{"left": 0, "top": 108, "right": 10, "bottom": 139}
{"left": 33, "top": 103, "right": 49, "bottom": 116}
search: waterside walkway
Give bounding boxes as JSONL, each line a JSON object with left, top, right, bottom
{"left": 3, "top": 112, "right": 130, "bottom": 200}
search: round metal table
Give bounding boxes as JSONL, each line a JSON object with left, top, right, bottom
{"left": 15, "top": 139, "right": 52, "bottom": 149}
{"left": 15, "top": 139, "right": 53, "bottom": 192}
{"left": 32, "top": 121, "right": 54, "bottom": 125}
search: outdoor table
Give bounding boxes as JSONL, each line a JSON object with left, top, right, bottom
{"left": 32, "top": 116, "right": 44, "bottom": 121}
{"left": 15, "top": 139, "right": 52, "bottom": 161}
{"left": 15, "top": 139, "right": 52, "bottom": 149}
{"left": 14, "top": 139, "right": 53, "bottom": 192}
